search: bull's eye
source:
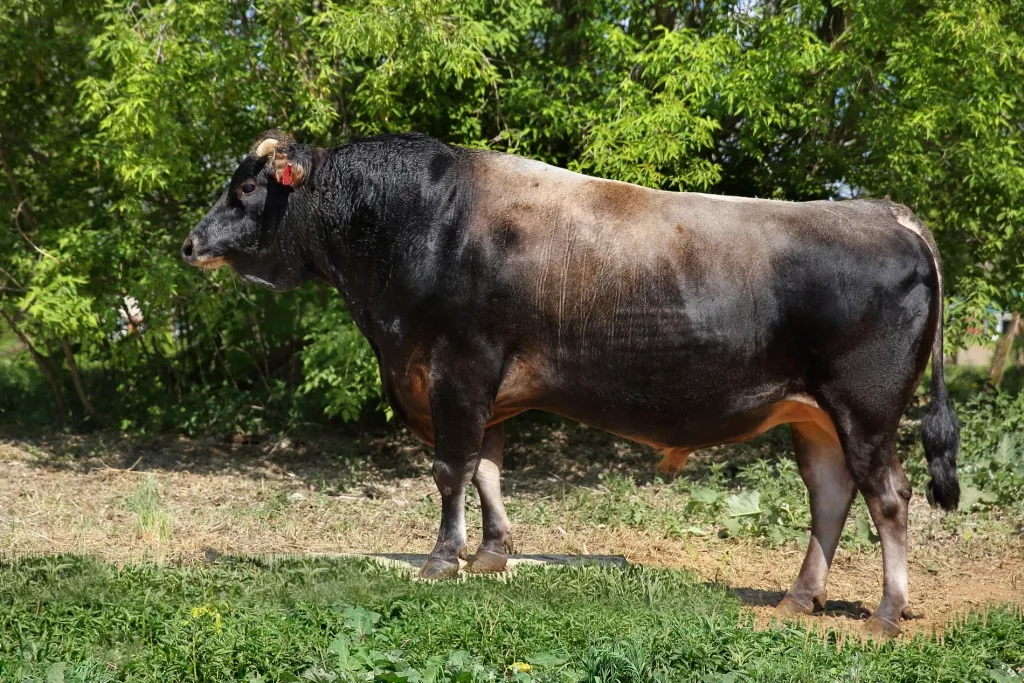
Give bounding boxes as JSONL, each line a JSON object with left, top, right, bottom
{"left": 241, "top": 181, "right": 257, "bottom": 194}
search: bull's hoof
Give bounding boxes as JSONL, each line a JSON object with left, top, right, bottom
{"left": 467, "top": 548, "right": 509, "bottom": 574}
{"left": 776, "top": 595, "right": 815, "bottom": 616}
{"left": 864, "top": 614, "right": 902, "bottom": 639}
{"left": 419, "top": 556, "right": 460, "bottom": 580}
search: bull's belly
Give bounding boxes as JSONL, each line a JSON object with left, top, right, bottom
{"left": 501, "top": 351, "right": 793, "bottom": 441}
{"left": 535, "top": 390, "right": 837, "bottom": 472}
{"left": 500, "top": 339, "right": 839, "bottom": 470}
{"left": 389, "top": 353, "right": 837, "bottom": 471}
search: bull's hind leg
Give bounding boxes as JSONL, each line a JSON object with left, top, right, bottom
{"left": 827, "top": 401, "right": 916, "bottom": 638}
{"left": 851, "top": 438, "right": 913, "bottom": 638}
{"left": 777, "top": 420, "right": 856, "bottom": 616}
{"left": 467, "top": 424, "right": 515, "bottom": 573}
{"left": 809, "top": 263, "right": 935, "bottom": 637}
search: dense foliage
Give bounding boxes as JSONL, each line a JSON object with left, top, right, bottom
{"left": 1, "top": 0, "right": 1022, "bottom": 432}
{"left": 2, "top": 555, "right": 1023, "bottom": 682}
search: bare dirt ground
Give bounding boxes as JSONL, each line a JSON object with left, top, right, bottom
{"left": 1, "top": 425, "right": 1021, "bottom": 639}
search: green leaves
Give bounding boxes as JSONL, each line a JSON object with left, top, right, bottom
{"left": 854, "top": 515, "right": 880, "bottom": 546}
{"left": 342, "top": 605, "right": 381, "bottom": 638}
{"left": 690, "top": 487, "right": 723, "bottom": 504}
{"left": 960, "top": 486, "right": 1001, "bottom": 510}
{"left": 837, "top": 0, "right": 1024, "bottom": 310}
{"left": 951, "top": 391, "right": 1024, "bottom": 512}
{"left": 300, "top": 297, "right": 382, "bottom": 422}
{"left": 2, "top": 0, "right": 1022, "bottom": 430}
{"left": 306, "top": 0, "right": 510, "bottom": 137}
{"left": 725, "top": 491, "right": 762, "bottom": 518}
{"left": 574, "top": 29, "right": 729, "bottom": 190}
{"left": 322, "top": 630, "right": 495, "bottom": 682}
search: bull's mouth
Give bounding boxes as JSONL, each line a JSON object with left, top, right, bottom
{"left": 194, "top": 255, "right": 229, "bottom": 270}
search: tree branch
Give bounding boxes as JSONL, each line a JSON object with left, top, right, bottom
{"left": 0, "top": 308, "right": 67, "bottom": 425}
{"left": 12, "top": 202, "right": 58, "bottom": 261}
{"left": 62, "top": 337, "right": 106, "bottom": 426}
{"left": 817, "top": 0, "right": 846, "bottom": 44}
{"left": 0, "top": 133, "right": 37, "bottom": 231}
{"left": 0, "top": 264, "right": 26, "bottom": 291}
{"left": 989, "top": 311, "right": 1021, "bottom": 387}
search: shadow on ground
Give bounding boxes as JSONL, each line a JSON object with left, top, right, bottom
{"left": 1, "top": 412, "right": 794, "bottom": 497}
{"left": 728, "top": 586, "right": 872, "bottom": 620}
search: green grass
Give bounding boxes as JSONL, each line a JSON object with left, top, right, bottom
{"left": 1, "top": 556, "right": 1022, "bottom": 682}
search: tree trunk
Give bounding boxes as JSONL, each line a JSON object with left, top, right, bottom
{"left": 989, "top": 312, "right": 1021, "bottom": 387}
{"left": 817, "top": 1, "right": 846, "bottom": 44}
{"left": 0, "top": 310, "right": 68, "bottom": 425}
{"left": 0, "top": 133, "right": 37, "bottom": 230}
{"left": 61, "top": 337, "right": 105, "bottom": 426}
{"left": 653, "top": 4, "right": 677, "bottom": 32}
{"left": 558, "top": 0, "right": 583, "bottom": 67}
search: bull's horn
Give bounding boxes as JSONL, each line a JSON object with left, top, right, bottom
{"left": 255, "top": 138, "right": 279, "bottom": 158}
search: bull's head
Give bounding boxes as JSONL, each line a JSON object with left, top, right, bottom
{"left": 181, "top": 130, "right": 316, "bottom": 291}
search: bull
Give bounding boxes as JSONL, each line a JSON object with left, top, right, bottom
{"left": 182, "top": 130, "right": 960, "bottom": 638}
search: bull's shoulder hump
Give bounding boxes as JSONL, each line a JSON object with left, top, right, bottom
{"left": 470, "top": 150, "right": 608, "bottom": 187}
{"left": 467, "top": 152, "right": 879, "bottom": 235}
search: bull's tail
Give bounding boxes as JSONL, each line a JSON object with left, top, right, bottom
{"left": 921, "top": 305, "right": 960, "bottom": 511}
{"left": 891, "top": 204, "right": 960, "bottom": 511}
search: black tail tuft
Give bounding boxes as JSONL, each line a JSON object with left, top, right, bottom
{"left": 922, "top": 379, "right": 960, "bottom": 511}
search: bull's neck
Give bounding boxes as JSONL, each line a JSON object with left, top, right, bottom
{"left": 309, "top": 137, "right": 473, "bottom": 341}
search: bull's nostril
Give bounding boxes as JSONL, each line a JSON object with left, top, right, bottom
{"left": 182, "top": 236, "right": 194, "bottom": 261}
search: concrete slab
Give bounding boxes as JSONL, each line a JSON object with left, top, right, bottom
{"left": 224, "top": 551, "right": 629, "bottom": 577}
{"left": 362, "top": 553, "right": 629, "bottom": 575}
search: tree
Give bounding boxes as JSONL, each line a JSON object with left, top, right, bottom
{"left": 1, "top": 0, "right": 1021, "bottom": 430}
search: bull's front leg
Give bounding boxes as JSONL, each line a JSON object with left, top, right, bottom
{"left": 419, "top": 351, "right": 496, "bottom": 580}
{"left": 467, "top": 424, "right": 514, "bottom": 573}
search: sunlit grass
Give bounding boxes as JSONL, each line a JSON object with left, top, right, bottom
{"left": 124, "top": 475, "right": 171, "bottom": 542}
{"left": 0, "top": 555, "right": 1021, "bottom": 682}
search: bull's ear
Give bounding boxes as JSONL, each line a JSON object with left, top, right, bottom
{"left": 252, "top": 134, "right": 311, "bottom": 188}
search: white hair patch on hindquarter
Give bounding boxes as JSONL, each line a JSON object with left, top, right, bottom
{"left": 891, "top": 206, "right": 942, "bottom": 292}
{"left": 893, "top": 212, "right": 925, "bottom": 239}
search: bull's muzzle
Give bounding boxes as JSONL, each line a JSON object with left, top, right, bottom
{"left": 181, "top": 235, "right": 196, "bottom": 263}
{"left": 181, "top": 234, "right": 228, "bottom": 270}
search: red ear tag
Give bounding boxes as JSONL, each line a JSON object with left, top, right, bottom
{"left": 281, "top": 163, "right": 294, "bottom": 186}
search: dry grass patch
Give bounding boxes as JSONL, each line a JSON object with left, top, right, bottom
{"left": 1, "top": 425, "right": 1021, "bottom": 639}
